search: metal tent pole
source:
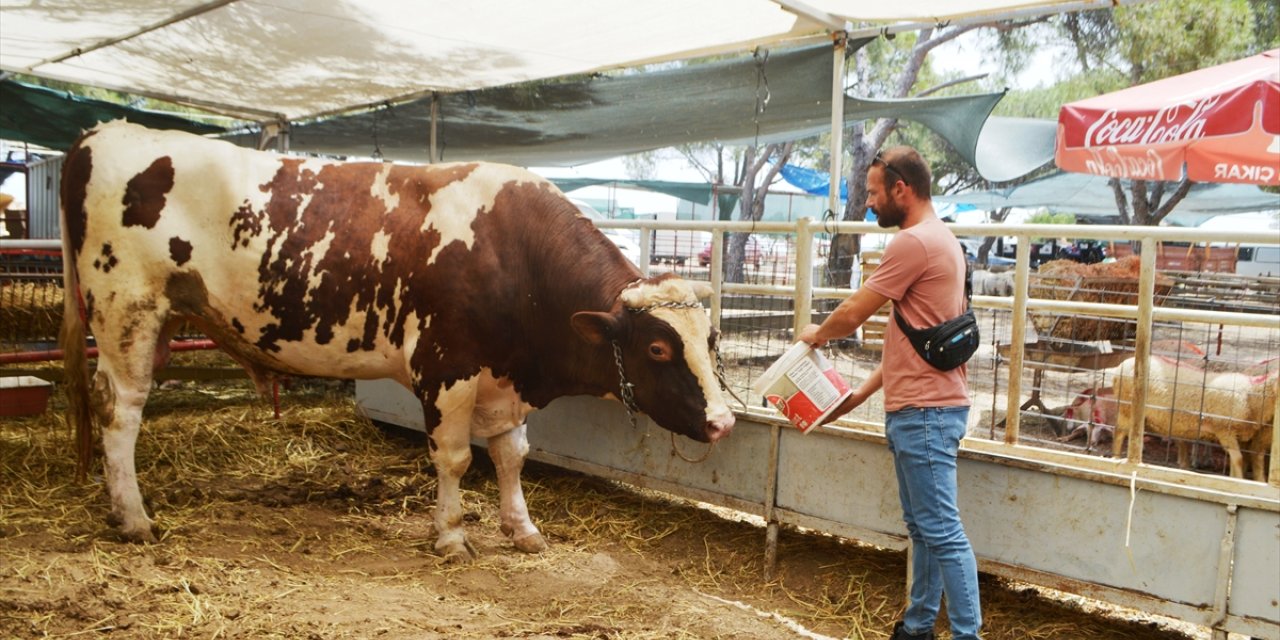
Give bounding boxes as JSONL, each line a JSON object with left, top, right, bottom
{"left": 429, "top": 92, "right": 440, "bottom": 164}
{"left": 827, "top": 32, "right": 848, "bottom": 219}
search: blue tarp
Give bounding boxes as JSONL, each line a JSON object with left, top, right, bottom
{"left": 779, "top": 163, "right": 976, "bottom": 223}
{"left": 780, "top": 163, "right": 848, "bottom": 199}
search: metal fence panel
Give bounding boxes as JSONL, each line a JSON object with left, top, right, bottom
{"left": 964, "top": 464, "right": 1224, "bottom": 605}
{"left": 773, "top": 428, "right": 903, "bottom": 539}
{"left": 1233, "top": 506, "right": 1280, "bottom": 622}
{"left": 26, "top": 155, "right": 61, "bottom": 240}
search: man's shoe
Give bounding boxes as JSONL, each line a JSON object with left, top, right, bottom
{"left": 890, "top": 621, "right": 936, "bottom": 640}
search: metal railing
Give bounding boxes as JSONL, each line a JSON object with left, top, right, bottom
{"left": 594, "top": 218, "right": 1280, "bottom": 491}
{"left": 8, "top": 222, "right": 1278, "bottom": 489}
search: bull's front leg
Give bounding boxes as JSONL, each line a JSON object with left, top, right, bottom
{"left": 487, "top": 423, "right": 547, "bottom": 554}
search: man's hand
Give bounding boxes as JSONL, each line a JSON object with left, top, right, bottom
{"left": 797, "top": 323, "right": 825, "bottom": 348}
{"left": 820, "top": 388, "right": 869, "bottom": 425}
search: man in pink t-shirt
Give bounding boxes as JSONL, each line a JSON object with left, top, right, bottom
{"left": 798, "top": 146, "right": 981, "bottom": 640}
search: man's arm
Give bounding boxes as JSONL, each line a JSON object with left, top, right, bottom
{"left": 820, "top": 364, "right": 883, "bottom": 425}
{"left": 796, "top": 286, "right": 892, "bottom": 348}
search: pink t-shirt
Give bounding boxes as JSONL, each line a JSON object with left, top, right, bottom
{"left": 863, "top": 215, "right": 970, "bottom": 411}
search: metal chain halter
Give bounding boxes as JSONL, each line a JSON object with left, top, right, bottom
{"left": 611, "top": 339, "right": 641, "bottom": 423}
{"left": 624, "top": 300, "right": 703, "bottom": 314}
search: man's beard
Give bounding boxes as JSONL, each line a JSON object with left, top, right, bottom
{"left": 874, "top": 199, "right": 905, "bottom": 229}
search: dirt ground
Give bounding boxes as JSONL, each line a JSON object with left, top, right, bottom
{"left": 0, "top": 375, "right": 1224, "bottom": 640}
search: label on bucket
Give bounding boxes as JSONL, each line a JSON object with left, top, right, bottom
{"left": 754, "top": 343, "right": 853, "bottom": 434}
{"left": 785, "top": 357, "right": 843, "bottom": 411}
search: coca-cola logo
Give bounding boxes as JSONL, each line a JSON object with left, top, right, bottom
{"left": 1083, "top": 147, "right": 1168, "bottom": 180}
{"left": 1082, "top": 95, "right": 1221, "bottom": 147}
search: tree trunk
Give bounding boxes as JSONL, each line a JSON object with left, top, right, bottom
{"left": 1112, "top": 178, "right": 1194, "bottom": 227}
{"left": 825, "top": 126, "right": 874, "bottom": 288}
{"left": 976, "top": 207, "right": 1013, "bottom": 266}
{"left": 725, "top": 142, "right": 793, "bottom": 283}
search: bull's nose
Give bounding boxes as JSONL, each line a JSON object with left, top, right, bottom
{"left": 705, "top": 413, "right": 735, "bottom": 442}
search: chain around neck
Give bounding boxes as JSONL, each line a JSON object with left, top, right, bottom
{"left": 624, "top": 300, "right": 703, "bottom": 314}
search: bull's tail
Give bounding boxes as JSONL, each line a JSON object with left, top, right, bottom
{"left": 59, "top": 191, "right": 93, "bottom": 482}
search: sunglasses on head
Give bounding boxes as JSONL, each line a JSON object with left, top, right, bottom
{"left": 873, "top": 152, "right": 906, "bottom": 186}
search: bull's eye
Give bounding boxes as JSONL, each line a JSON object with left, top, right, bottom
{"left": 648, "top": 342, "right": 672, "bottom": 362}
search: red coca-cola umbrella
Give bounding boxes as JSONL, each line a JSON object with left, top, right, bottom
{"left": 1056, "top": 49, "right": 1280, "bottom": 186}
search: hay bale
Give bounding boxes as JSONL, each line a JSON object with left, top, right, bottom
{"left": 0, "top": 281, "right": 64, "bottom": 345}
{"left": 1029, "top": 256, "right": 1173, "bottom": 342}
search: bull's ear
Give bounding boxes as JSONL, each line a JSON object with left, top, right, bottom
{"left": 689, "top": 282, "right": 714, "bottom": 300}
{"left": 571, "top": 311, "right": 620, "bottom": 345}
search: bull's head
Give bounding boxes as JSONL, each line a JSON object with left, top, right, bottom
{"left": 571, "top": 277, "right": 735, "bottom": 442}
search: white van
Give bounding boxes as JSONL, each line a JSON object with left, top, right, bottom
{"left": 1237, "top": 244, "right": 1280, "bottom": 277}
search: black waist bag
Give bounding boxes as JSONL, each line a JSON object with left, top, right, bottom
{"left": 893, "top": 307, "right": 980, "bottom": 371}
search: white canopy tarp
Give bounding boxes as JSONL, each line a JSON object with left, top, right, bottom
{"left": 1, "top": 0, "right": 1132, "bottom": 122}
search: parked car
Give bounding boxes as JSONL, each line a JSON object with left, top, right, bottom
{"left": 698, "top": 238, "right": 762, "bottom": 267}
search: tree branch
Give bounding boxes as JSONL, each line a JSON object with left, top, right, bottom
{"left": 759, "top": 142, "right": 794, "bottom": 194}
{"left": 1150, "top": 179, "right": 1195, "bottom": 225}
{"left": 1149, "top": 180, "right": 1167, "bottom": 210}
{"left": 916, "top": 73, "right": 988, "bottom": 97}
{"left": 990, "top": 16, "right": 1051, "bottom": 32}
{"left": 911, "top": 24, "right": 985, "bottom": 60}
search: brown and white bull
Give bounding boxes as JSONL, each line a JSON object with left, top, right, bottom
{"left": 60, "top": 120, "right": 734, "bottom": 560}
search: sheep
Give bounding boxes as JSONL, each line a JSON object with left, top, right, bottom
{"left": 1056, "top": 387, "right": 1118, "bottom": 453}
{"left": 1111, "top": 356, "right": 1267, "bottom": 479}
{"left": 1241, "top": 372, "right": 1277, "bottom": 482}
{"left": 971, "top": 269, "right": 1015, "bottom": 297}
{"left": 1166, "top": 367, "right": 1275, "bottom": 481}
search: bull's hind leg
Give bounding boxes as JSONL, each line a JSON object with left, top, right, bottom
{"left": 91, "top": 307, "right": 167, "bottom": 542}
{"left": 425, "top": 379, "right": 479, "bottom": 562}
{"left": 488, "top": 423, "right": 547, "bottom": 553}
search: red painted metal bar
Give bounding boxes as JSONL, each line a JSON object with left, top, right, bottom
{"left": 0, "top": 339, "right": 219, "bottom": 365}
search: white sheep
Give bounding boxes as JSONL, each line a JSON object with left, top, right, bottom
{"left": 1056, "top": 386, "right": 1118, "bottom": 453}
{"left": 1241, "top": 372, "right": 1277, "bottom": 482}
{"left": 1111, "top": 356, "right": 1268, "bottom": 479}
{"left": 970, "top": 269, "right": 1015, "bottom": 297}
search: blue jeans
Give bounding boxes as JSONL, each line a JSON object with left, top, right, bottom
{"left": 885, "top": 406, "right": 982, "bottom": 640}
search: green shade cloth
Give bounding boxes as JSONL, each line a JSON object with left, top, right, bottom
{"left": 229, "top": 42, "right": 1016, "bottom": 178}
{"left": 974, "top": 116, "right": 1058, "bottom": 184}
{"left": 0, "top": 79, "right": 226, "bottom": 150}
{"left": 2, "top": 43, "right": 1042, "bottom": 183}
{"left": 935, "top": 171, "right": 1280, "bottom": 226}
{"left": 551, "top": 178, "right": 715, "bottom": 206}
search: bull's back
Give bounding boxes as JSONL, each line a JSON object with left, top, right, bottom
{"left": 71, "top": 123, "right": 266, "bottom": 279}
{"left": 64, "top": 121, "right": 565, "bottom": 382}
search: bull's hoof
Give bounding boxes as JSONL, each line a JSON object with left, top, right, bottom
{"left": 116, "top": 524, "right": 159, "bottom": 544}
{"left": 513, "top": 532, "right": 548, "bottom": 554}
{"left": 436, "top": 538, "right": 478, "bottom": 564}
{"left": 441, "top": 549, "right": 474, "bottom": 564}
{"left": 107, "top": 512, "right": 158, "bottom": 543}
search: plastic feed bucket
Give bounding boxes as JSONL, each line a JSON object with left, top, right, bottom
{"left": 752, "top": 343, "right": 852, "bottom": 433}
